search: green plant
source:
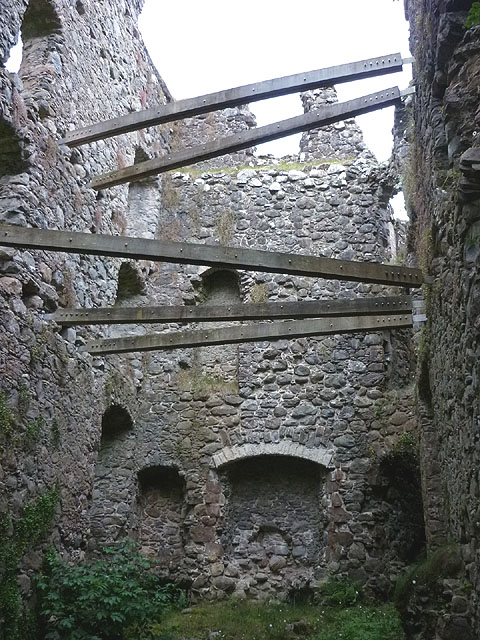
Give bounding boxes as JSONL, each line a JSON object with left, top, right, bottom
{"left": 17, "top": 385, "right": 31, "bottom": 417}
{"left": 394, "top": 545, "right": 463, "bottom": 611}
{"left": 37, "top": 539, "right": 185, "bottom": 640}
{"left": 162, "top": 174, "right": 180, "bottom": 208}
{"left": 176, "top": 367, "right": 238, "bottom": 394}
{"left": 51, "top": 419, "right": 61, "bottom": 447}
{"left": 466, "top": 2, "right": 480, "bottom": 27}
{"left": 0, "top": 485, "right": 59, "bottom": 640}
{"left": 315, "top": 604, "right": 403, "bottom": 640}
{"left": 216, "top": 209, "right": 236, "bottom": 245}
{"left": 31, "top": 328, "right": 49, "bottom": 364}
{"left": 250, "top": 283, "right": 269, "bottom": 303}
{"left": 0, "top": 391, "right": 13, "bottom": 438}
{"left": 24, "top": 416, "right": 44, "bottom": 444}
{"left": 152, "top": 599, "right": 404, "bottom": 640}
{"left": 318, "top": 579, "right": 361, "bottom": 607}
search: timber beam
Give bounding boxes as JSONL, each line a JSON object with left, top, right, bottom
{"left": 82, "top": 314, "right": 413, "bottom": 355}
{"left": 91, "top": 87, "right": 402, "bottom": 189}
{"left": 60, "top": 53, "right": 405, "bottom": 147}
{"left": 47, "top": 296, "right": 413, "bottom": 326}
{"left": 0, "top": 224, "right": 426, "bottom": 287}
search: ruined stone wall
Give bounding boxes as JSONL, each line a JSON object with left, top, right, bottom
{"left": 396, "top": 0, "right": 480, "bottom": 637}
{"left": 0, "top": 0, "right": 173, "bottom": 631}
{"left": 0, "top": 0, "right": 426, "bottom": 629}
{"left": 85, "top": 87, "right": 423, "bottom": 601}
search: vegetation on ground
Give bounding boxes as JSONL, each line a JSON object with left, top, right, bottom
{"left": 36, "top": 539, "right": 185, "bottom": 640}
{"left": 144, "top": 581, "right": 403, "bottom": 640}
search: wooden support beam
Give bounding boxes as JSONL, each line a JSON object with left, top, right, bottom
{"left": 0, "top": 224, "right": 426, "bottom": 287}
{"left": 82, "top": 314, "right": 413, "bottom": 355}
{"left": 91, "top": 87, "right": 401, "bottom": 189}
{"left": 60, "top": 53, "right": 405, "bottom": 147}
{"left": 48, "top": 296, "right": 413, "bottom": 326}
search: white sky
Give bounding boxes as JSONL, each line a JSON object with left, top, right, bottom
{"left": 139, "top": 0, "right": 412, "bottom": 162}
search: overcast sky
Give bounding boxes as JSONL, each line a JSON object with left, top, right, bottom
{"left": 139, "top": 0, "right": 412, "bottom": 161}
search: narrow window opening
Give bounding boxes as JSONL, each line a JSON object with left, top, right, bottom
{"left": 89, "top": 405, "right": 135, "bottom": 545}
{"left": 115, "top": 262, "right": 145, "bottom": 302}
{"left": 17, "top": 0, "right": 62, "bottom": 93}
{"left": 137, "top": 466, "right": 185, "bottom": 568}
{"left": 5, "top": 36, "right": 23, "bottom": 73}
{"left": 0, "top": 120, "right": 28, "bottom": 177}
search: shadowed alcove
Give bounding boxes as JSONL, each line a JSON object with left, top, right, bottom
{"left": 219, "top": 455, "right": 326, "bottom": 598}
{"left": 136, "top": 465, "right": 186, "bottom": 570}
{"left": 89, "top": 405, "right": 135, "bottom": 544}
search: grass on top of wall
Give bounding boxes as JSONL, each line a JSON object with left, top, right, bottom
{"left": 173, "top": 158, "right": 353, "bottom": 177}
{"left": 147, "top": 599, "right": 404, "bottom": 640}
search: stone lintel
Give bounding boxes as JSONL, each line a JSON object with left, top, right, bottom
{"left": 212, "top": 441, "right": 334, "bottom": 469}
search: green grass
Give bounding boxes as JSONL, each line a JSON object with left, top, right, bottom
{"left": 394, "top": 545, "right": 463, "bottom": 611}
{"left": 148, "top": 600, "right": 404, "bottom": 640}
{"left": 173, "top": 158, "right": 354, "bottom": 177}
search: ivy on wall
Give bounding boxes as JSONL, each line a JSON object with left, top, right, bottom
{"left": 466, "top": 2, "right": 480, "bottom": 27}
{"left": 0, "top": 485, "right": 60, "bottom": 640}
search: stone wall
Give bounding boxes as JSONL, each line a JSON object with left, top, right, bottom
{"left": 84, "top": 86, "right": 423, "bottom": 601}
{"left": 0, "top": 0, "right": 427, "bottom": 630}
{"left": 0, "top": 0, "right": 173, "bottom": 633}
{"left": 396, "top": 0, "right": 480, "bottom": 636}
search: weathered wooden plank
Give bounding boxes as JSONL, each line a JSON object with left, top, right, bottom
{"left": 48, "top": 296, "right": 413, "bottom": 325}
{"left": 82, "top": 314, "right": 413, "bottom": 355}
{"left": 61, "top": 53, "right": 404, "bottom": 147}
{"left": 91, "top": 87, "right": 401, "bottom": 189}
{"left": 0, "top": 224, "right": 425, "bottom": 287}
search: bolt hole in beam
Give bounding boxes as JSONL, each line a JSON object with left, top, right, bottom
{"left": 82, "top": 315, "right": 413, "bottom": 356}
{"left": 90, "top": 87, "right": 405, "bottom": 189}
{"left": 47, "top": 296, "right": 413, "bottom": 326}
{"left": 0, "top": 224, "right": 426, "bottom": 287}
{"left": 59, "top": 52, "right": 407, "bottom": 147}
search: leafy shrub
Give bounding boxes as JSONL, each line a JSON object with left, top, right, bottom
{"left": 466, "top": 2, "right": 480, "bottom": 27}
{"left": 317, "top": 579, "right": 361, "bottom": 607}
{"left": 37, "top": 539, "right": 185, "bottom": 640}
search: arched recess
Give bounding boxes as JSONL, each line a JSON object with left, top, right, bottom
{"left": 194, "top": 269, "right": 241, "bottom": 383}
{"left": 89, "top": 405, "right": 135, "bottom": 545}
{"left": 0, "top": 120, "right": 28, "bottom": 179}
{"left": 136, "top": 465, "right": 185, "bottom": 569}
{"left": 218, "top": 454, "right": 328, "bottom": 599}
{"left": 115, "top": 261, "right": 145, "bottom": 302}
{"left": 368, "top": 445, "right": 426, "bottom": 571}
{"left": 18, "top": 0, "right": 62, "bottom": 95}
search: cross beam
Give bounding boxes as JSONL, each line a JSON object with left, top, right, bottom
{"left": 91, "top": 87, "right": 401, "bottom": 189}
{"left": 0, "top": 224, "right": 425, "bottom": 287}
{"left": 60, "top": 53, "right": 406, "bottom": 148}
{"left": 82, "top": 314, "right": 412, "bottom": 355}
{"left": 47, "top": 296, "right": 412, "bottom": 326}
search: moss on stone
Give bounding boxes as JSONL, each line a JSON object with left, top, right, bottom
{"left": 0, "top": 391, "right": 13, "bottom": 438}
